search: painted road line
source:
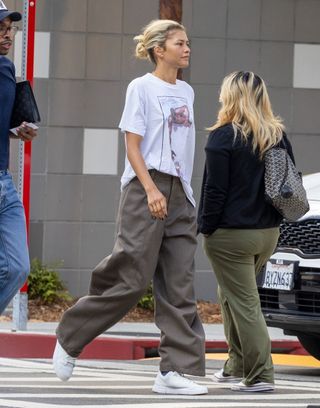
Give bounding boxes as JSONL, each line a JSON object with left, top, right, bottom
{"left": 206, "top": 353, "right": 320, "bottom": 367}
{"left": 0, "top": 392, "right": 319, "bottom": 400}
{"left": 0, "top": 401, "right": 312, "bottom": 408}
{"left": 0, "top": 377, "right": 155, "bottom": 382}
{"left": 0, "top": 382, "right": 319, "bottom": 392}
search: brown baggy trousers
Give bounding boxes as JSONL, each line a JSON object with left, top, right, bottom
{"left": 56, "top": 171, "right": 205, "bottom": 376}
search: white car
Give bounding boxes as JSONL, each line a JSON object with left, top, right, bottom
{"left": 258, "top": 172, "right": 320, "bottom": 360}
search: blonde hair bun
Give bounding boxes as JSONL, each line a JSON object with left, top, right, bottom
{"left": 134, "top": 34, "right": 149, "bottom": 59}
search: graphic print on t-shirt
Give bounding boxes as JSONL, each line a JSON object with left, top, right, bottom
{"left": 158, "top": 96, "right": 192, "bottom": 178}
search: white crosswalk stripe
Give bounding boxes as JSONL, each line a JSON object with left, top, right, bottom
{"left": 0, "top": 358, "right": 320, "bottom": 408}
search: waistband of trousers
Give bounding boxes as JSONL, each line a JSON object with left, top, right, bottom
{"left": 0, "top": 169, "right": 9, "bottom": 176}
{"left": 148, "top": 169, "right": 180, "bottom": 182}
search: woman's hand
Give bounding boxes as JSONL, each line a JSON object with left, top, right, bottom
{"left": 146, "top": 187, "right": 167, "bottom": 220}
{"left": 125, "top": 132, "right": 168, "bottom": 220}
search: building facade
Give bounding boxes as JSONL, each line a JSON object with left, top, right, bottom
{"left": 8, "top": 0, "right": 320, "bottom": 300}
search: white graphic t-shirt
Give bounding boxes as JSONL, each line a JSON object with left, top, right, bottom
{"left": 119, "top": 73, "right": 196, "bottom": 206}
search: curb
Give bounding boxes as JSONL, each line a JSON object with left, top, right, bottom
{"left": 0, "top": 331, "right": 307, "bottom": 359}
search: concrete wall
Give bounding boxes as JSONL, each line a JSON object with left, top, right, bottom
{"left": 8, "top": 0, "right": 320, "bottom": 301}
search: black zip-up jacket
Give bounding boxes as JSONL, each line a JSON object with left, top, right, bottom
{"left": 197, "top": 123, "right": 295, "bottom": 235}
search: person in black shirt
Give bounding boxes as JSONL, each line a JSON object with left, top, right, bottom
{"left": 0, "top": 2, "right": 37, "bottom": 314}
{"left": 198, "top": 71, "right": 295, "bottom": 392}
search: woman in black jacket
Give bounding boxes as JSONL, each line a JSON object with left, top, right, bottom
{"left": 198, "top": 71, "right": 295, "bottom": 392}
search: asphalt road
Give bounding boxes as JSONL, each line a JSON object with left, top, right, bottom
{"left": 0, "top": 355, "right": 319, "bottom": 408}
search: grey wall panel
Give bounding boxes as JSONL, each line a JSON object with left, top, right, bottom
{"left": 259, "top": 42, "right": 293, "bottom": 87}
{"left": 121, "top": 36, "right": 152, "bottom": 82}
{"left": 227, "top": 0, "right": 261, "bottom": 40}
{"left": 190, "top": 38, "right": 225, "bottom": 85}
{"left": 34, "top": 0, "right": 53, "bottom": 31}
{"left": 87, "top": 0, "right": 123, "bottom": 34}
{"left": 50, "top": 32, "right": 86, "bottom": 79}
{"left": 29, "top": 222, "right": 44, "bottom": 262}
{"left": 123, "top": 0, "right": 158, "bottom": 35}
{"left": 43, "top": 222, "right": 81, "bottom": 268}
{"left": 267, "top": 87, "right": 293, "bottom": 130}
{"left": 48, "top": 80, "right": 85, "bottom": 127}
{"left": 31, "top": 127, "right": 47, "bottom": 174}
{"left": 191, "top": 0, "right": 227, "bottom": 38}
{"left": 45, "top": 174, "right": 82, "bottom": 221}
{"left": 292, "top": 89, "right": 320, "bottom": 134}
{"left": 182, "top": 0, "right": 192, "bottom": 31}
{"left": 261, "top": 0, "right": 294, "bottom": 42}
{"left": 193, "top": 131, "right": 207, "bottom": 178}
{"left": 53, "top": 269, "right": 92, "bottom": 297}
{"left": 81, "top": 175, "right": 120, "bottom": 222}
{"left": 291, "top": 134, "right": 320, "bottom": 175}
{"left": 79, "top": 223, "right": 117, "bottom": 269}
{"left": 84, "top": 81, "right": 122, "bottom": 128}
{"left": 34, "top": 79, "right": 49, "bottom": 127}
{"left": 193, "top": 84, "right": 220, "bottom": 130}
{"left": 86, "top": 34, "right": 122, "bottom": 80}
{"left": 30, "top": 174, "right": 46, "bottom": 221}
{"left": 58, "top": 269, "right": 81, "bottom": 297}
{"left": 47, "top": 127, "right": 83, "bottom": 174}
{"left": 226, "top": 40, "right": 260, "bottom": 74}
{"left": 295, "top": 0, "right": 320, "bottom": 43}
{"left": 51, "top": 0, "right": 87, "bottom": 32}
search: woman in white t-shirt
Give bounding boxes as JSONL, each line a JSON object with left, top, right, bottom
{"left": 53, "top": 19, "right": 207, "bottom": 395}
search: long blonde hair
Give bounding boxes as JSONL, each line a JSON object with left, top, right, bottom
{"left": 208, "top": 71, "right": 284, "bottom": 157}
{"left": 134, "top": 19, "right": 185, "bottom": 64}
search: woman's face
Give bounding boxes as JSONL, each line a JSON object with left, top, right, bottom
{"left": 159, "top": 29, "right": 190, "bottom": 69}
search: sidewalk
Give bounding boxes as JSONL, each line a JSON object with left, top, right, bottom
{"left": 0, "top": 321, "right": 305, "bottom": 360}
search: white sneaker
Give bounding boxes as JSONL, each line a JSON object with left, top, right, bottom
{"left": 152, "top": 371, "right": 208, "bottom": 395}
{"left": 213, "top": 368, "right": 242, "bottom": 383}
{"left": 53, "top": 340, "right": 76, "bottom": 381}
{"left": 231, "top": 380, "right": 275, "bottom": 392}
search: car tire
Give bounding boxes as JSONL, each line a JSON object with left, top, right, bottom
{"left": 297, "top": 334, "right": 320, "bottom": 361}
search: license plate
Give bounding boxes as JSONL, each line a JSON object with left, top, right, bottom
{"left": 262, "top": 259, "right": 297, "bottom": 291}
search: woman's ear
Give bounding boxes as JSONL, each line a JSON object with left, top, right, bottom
{"left": 153, "top": 45, "right": 164, "bottom": 60}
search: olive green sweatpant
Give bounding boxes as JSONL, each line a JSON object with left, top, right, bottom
{"left": 204, "top": 228, "right": 279, "bottom": 385}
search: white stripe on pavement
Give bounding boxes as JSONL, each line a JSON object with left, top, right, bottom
{"left": 1, "top": 383, "right": 320, "bottom": 392}
{"left": 0, "top": 393, "right": 319, "bottom": 401}
{"left": 0, "top": 378, "right": 319, "bottom": 390}
{"left": 0, "top": 400, "right": 312, "bottom": 408}
{"left": 0, "top": 384, "right": 153, "bottom": 389}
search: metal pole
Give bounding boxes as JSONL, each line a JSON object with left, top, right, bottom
{"left": 12, "top": 0, "right": 36, "bottom": 331}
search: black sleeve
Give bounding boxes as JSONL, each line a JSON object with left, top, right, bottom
{"left": 198, "top": 128, "right": 232, "bottom": 235}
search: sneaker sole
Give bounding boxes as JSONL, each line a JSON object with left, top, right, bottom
{"left": 152, "top": 385, "right": 208, "bottom": 395}
{"left": 214, "top": 375, "right": 242, "bottom": 383}
{"left": 231, "top": 385, "right": 275, "bottom": 392}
